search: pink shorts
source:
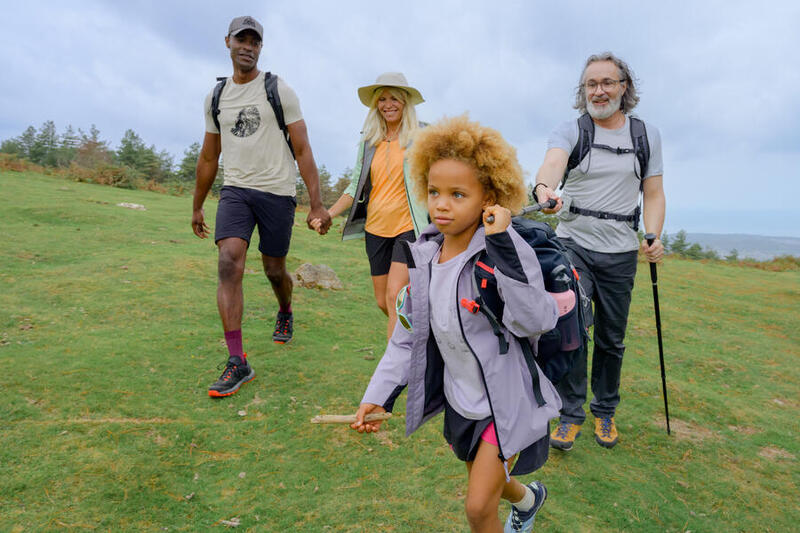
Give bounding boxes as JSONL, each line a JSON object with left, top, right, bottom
{"left": 450, "top": 421, "right": 498, "bottom": 453}
{"left": 481, "top": 422, "right": 498, "bottom": 445}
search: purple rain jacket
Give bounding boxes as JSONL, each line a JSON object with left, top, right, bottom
{"left": 361, "top": 223, "right": 562, "bottom": 474}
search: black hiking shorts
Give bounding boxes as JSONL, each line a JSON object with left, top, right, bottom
{"left": 364, "top": 230, "right": 416, "bottom": 276}
{"left": 215, "top": 186, "right": 296, "bottom": 257}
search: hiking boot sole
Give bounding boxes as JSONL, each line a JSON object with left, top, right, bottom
{"left": 208, "top": 368, "right": 256, "bottom": 398}
{"left": 272, "top": 337, "right": 292, "bottom": 345}
{"left": 594, "top": 434, "right": 618, "bottom": 448}
{"left": 550, "top": 430, "right": 580, "bottom": 451}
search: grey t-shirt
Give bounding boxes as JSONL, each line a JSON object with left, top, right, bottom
{"left": 429, "top": 247, "right": 490, "bottom": 420}
{"left": 547, "top": 115, "right": 663, "bottom": 252}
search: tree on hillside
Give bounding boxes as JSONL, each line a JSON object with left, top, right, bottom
{"left": 75, "top": 125, "right": 113, "bottom": 168}
{"left": 176, "top": 142, "right": 200, "bottom": 182}
{"left": 702, "top": 246, "right": 720, "bottom": 260}
{"left": 670, "top": 230, "right": 689, "bottom": 255}
{"left": 116, "top": 129, "right": 173, "bottom": 182}
{"left": 0, "top": 137, "right": 23, "bottom": 157}
{"left": 29, "top": 121, "right": 58, "bottom": 166}
{"left": 685, "top": 243, "right": 704, "bottom": 260}
{"left": 55, "top": 125, "right": 79, "bottom": 167}
{"left": 725, "top": 249, "right": 739, "bottom": 261}
{"left": 1, "top": 126, "right": 37, "bottom": 160}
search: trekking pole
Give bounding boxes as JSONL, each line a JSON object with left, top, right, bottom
{"left": 486, "top": 199, "right": 556, "bottom": 224}
{"left": 645, "top": 233, "right": 671, "bottom": 435}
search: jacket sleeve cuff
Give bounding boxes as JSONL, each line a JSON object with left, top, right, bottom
{"left": 485, "top": 231, "right": 527, "bottom": 284}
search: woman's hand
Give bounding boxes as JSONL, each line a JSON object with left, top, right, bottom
{"left": 350, "top": 403, "right": 386, "bottom": 433}
{"left": 483, "top": 205, "right": 511, "bottom": 235}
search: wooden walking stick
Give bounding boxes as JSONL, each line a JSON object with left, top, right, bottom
{"left": 310, "top": 413, "right": 392, "bottom": 424}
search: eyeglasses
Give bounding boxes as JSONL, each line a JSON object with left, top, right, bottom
{"left": 395, "top": 285, "right": 412, "bottom": 331}
{"left": 584, "top": 78, "right": 626, "bottom": 92}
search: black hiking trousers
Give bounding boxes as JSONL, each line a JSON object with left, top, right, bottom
{"left": 556, "top": 238, "right": 638, "bottom": 425}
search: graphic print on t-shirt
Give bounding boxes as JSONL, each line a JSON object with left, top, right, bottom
{"left": 231, "top": 106, "right": 261, "bottom": 137}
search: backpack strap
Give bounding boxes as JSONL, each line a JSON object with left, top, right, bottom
{"left": 517, "top": 335, "right": 547, "bottom": 407}
{"left": 463, "top": 259, "right": 509, "bottom": 355}
{"left": 629, "top": 116, "right": 650, "bottom": 181}
{"left": 210, "top": 77, "right": 227, "bottom": 133}
{"left": 567, "top": 204, "right": 641, "bottom": 231}
{"left": 462, "top": 259, "right": 546, "bottom": 405}
{"left": 564, "top": 112, "right": 594, "bottom": 186}
{"left": 264, "top": 72, "right": 295, "bottom": 159}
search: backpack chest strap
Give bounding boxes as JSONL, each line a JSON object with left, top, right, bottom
{"left": 568, "top": 204, "right": 641, "bottom": 231}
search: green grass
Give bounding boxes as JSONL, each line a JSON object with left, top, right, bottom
{"left": 1, "top": 170, "right": 798, "bottom": 532}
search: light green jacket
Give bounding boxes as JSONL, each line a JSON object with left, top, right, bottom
{"left": 341, "top": 135, "right": 428, "bottom": 241}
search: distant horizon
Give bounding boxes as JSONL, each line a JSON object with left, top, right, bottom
{"left": 662, "top": 207, "right": 800, "bottom": 239}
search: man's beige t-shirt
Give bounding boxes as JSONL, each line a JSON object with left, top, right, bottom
{"left": 204, "top": 72, "right": 302, "bottom": 196}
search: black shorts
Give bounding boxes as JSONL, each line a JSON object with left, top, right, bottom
{"left": 443, "top": 400, "right": 549, "bottom": 474}
{"left": 215, "top": 186, "right": 297, "bottom": 257}
{"left": 364, "top": 230, "right": 416, "bottom": 276}
{"left": 443, "top": 401, "right": 494, "bottom": 463}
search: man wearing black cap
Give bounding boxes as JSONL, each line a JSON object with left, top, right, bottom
{"left": 192, "top": 16, "right": 332, "bottom": 398}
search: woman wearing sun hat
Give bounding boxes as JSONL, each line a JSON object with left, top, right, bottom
{"left": 314, "top": 72, "right": 427, "bottom": 335}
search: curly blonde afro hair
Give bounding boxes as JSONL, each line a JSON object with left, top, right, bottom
{"left": 408, "top": 114, "right": 527, "bottom": 214}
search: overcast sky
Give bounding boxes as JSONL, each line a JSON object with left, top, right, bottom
{"left": 2, "top": 1, "right": 798, "bottom": 236}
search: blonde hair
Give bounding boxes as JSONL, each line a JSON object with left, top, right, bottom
{"left": 361, "top": 87, "right": 419, "bottom": 148}
{"left": 408, "top": 115, "right": 527, "bottom": 213}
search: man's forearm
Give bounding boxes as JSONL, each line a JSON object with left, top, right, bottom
{"left": 643, "top": 195, "right": 665, "bottom": 237}
{"left": 534, "top": 163, "right": 563, "bottom": 190}
{"left": 296, "top": 151, "right": 323, "bottom": 209}
{"left": 642, "top": 176, "right": 666, "bottom": 237}
{"left": 194, "top": 159, "right": 218, "bottom": 211}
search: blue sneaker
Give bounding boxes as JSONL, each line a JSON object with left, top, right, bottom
{"left": 504, "top": 481, "right": 547, "bottom": 533}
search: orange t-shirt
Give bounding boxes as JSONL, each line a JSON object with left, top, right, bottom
{"left": 364, "top": 140, "right": 414, "bottom": 237}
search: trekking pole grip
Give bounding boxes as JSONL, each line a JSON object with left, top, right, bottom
{"left": 486, "top": 199, "right": 557, "bottom": 224}
{"left": 645, "top": 232, "right": 658, "bottom": 282}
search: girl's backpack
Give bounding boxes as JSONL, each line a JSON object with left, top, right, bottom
{"left": 460, "top": 218, "right": 588, "bottom": 406}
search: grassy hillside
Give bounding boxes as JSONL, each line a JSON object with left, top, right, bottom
{"left": 1, "top": 171, "right": 798, "bottom": 532}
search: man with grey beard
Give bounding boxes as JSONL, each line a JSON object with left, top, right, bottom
{"left": 533, "top": 52, "right": 665, "bottom": 451}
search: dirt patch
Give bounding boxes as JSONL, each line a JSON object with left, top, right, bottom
{"left": 653, "top": 418, "right": 720, "bottom": 442}
{"left": 375, "top": 431, "right": 399, "bottom": 450}
{"left": 727, "top": 425, "right": 762, "bottom": 435}
{"left": 246, "top": 393, "right": 267, "bottom": 408}
{"left": 758, "top": 446, "right": 795, "bottom": 460}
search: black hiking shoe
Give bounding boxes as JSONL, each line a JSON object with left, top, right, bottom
{"left": 272, "top": 311, "right": 293, "bottom": 344}
{"left": 208, "top": 358, "right": 255, "bottom": 398}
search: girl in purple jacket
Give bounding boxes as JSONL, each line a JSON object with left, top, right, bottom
{"left": 350, "top": 115, "right": 561, "bottom": 533}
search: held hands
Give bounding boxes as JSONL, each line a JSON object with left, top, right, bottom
{"left": 483, "top": 205, "right": 511, "bottom": 235}
{"left": 307, "top": 206, "right": 332, "bottom": 235}
{"left": 350, "top": 403, "right": 386, "bottom": 433}
{"left": 192, "top": 209, "right": 210, "bottom": 238}
{"left": 640, "top": 237, "right": 664, "bottom": 263}
{"left": 534, "top": 184, "right": 563, "bottom": 214}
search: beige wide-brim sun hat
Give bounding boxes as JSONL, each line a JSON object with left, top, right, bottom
{"left": 357, "top": 72, "right": 425, "bottom": 107}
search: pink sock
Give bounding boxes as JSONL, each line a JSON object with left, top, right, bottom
{"left": 224, "top": 329, "right": 245, "bottom": 361}
{"left": 279, "top": 304, "right": 292, "bottom": 314}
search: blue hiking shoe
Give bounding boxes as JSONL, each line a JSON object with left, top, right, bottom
{"left": 504, "top": 481, "right": 547, "bottom": 533}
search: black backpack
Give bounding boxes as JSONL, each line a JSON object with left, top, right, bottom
{"left": 210, "top": 72, "right": 295, "bottom": 158}
{"left": 461, "top": 218, "right": 587, "bottom": 406}
{"left": 562, "top": 112, "right": 650, "bottom": 230}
